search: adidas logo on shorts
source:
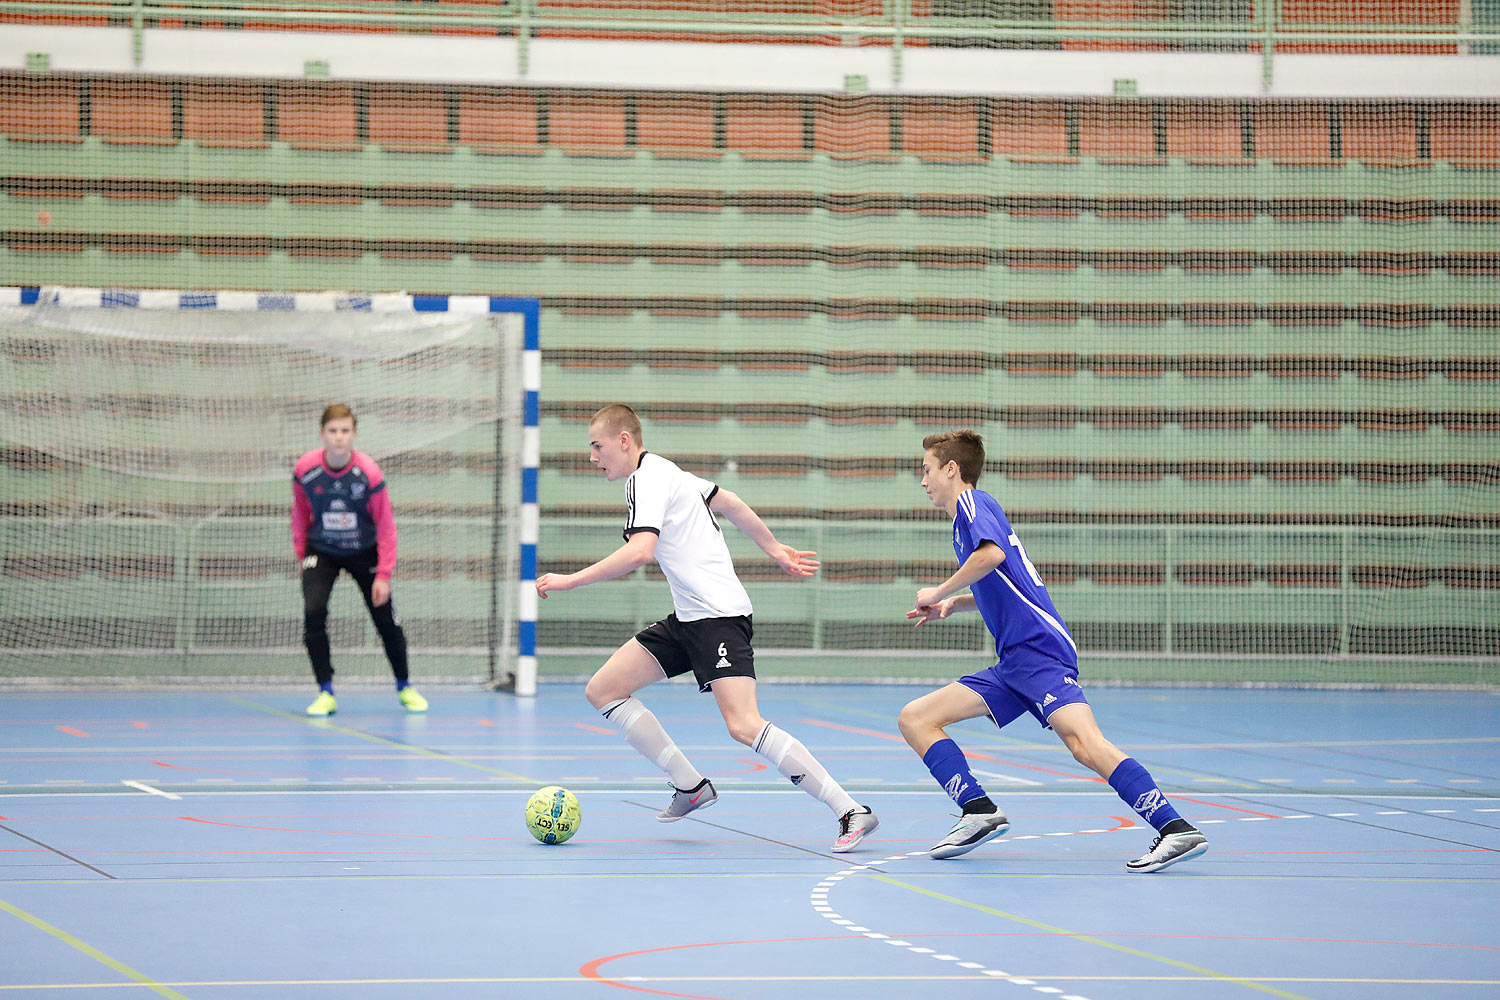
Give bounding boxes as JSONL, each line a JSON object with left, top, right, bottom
{"left": 715, "top": 656, "right": 732, "bottom": 669}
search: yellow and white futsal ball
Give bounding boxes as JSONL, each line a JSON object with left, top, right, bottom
{"left": 525, "top": 785, "right": 581, "bottom": 845}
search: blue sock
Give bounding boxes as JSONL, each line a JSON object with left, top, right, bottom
{"left": 1108, "top": 757, "right": 1183, "bottom": 832}
{"left": 319, "top": 683, "right": 334, "bottom": 695}
{"left": 922, "top": 738, "right": 987, "bottom": 807}
{"left": 396, "top": 680, "right": 409, "bottom": 691}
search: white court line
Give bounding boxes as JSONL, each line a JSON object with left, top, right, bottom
{"left": 970, "top": 769, "right": 1046, "bottom": 787}
{"left": 122, "top": 780, "right": 181, "bottom": 800}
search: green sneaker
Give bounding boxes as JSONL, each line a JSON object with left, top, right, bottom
{"left": 398, "top": 687, "right": 428, "bottom": 712}
{"left": 305, "top": 691, "right": 337, "bottom": 716}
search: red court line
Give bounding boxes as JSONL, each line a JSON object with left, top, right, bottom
{"left": 800, "top": 718, "right": 1283, "bottom": 818}
{"left": 576, "top": 722, "right": 616, "bottom": 735}
{"left": 56, "top": 726, "right": 90, "bottom": 738}
{"left": 582, "top": 935, "right": 856, "bottom": 1000}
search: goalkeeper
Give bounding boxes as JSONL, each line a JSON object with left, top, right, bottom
{"left": 291, "top": 404, "right": 427, "bottom": 716}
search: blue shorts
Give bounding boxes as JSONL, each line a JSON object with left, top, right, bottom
{"left": 958, "top": 654, "right": 1089, "bottom": 731}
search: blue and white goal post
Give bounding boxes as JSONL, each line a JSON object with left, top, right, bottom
{"left": 0, "top": 288, "right": 539, "bottom": 696}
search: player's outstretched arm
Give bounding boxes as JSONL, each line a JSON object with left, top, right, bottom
{"left": 912, "top": 542, "right": 1004, "bottom": 616}
{"left": 710, "top": 488, "right": 819, "bottom": 577}
{"left": 906, "top": 593, "right": 978, "bottom": 627}
{"left": 537, "top": 532, "right": 658, "bottom": 598}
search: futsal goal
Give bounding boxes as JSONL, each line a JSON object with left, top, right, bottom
{"left": 0, "top": 287, "right": 540, "bottom": 695}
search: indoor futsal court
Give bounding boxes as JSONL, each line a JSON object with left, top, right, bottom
{"left": 2, "top": 682, "right": 1497, "bottom": 999}
{"left": 4, "top": 2, "right": 1500, "bottom": 999}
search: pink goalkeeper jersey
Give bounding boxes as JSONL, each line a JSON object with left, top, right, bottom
{"left": 291, "top": 449, "right": 398, "bottom": 579}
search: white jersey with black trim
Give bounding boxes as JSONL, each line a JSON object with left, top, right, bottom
{"left": 622, "top": 452, "right": 752, "bottom": 621}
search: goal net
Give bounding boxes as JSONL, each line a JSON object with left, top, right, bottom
{"left": 0, "top": 288, "right": 538, "bottom": 693}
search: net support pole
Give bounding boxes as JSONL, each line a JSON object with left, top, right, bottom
{"left": 496, "top": 297, "right": 541, "bottom": 697}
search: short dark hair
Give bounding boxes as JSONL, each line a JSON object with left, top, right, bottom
{"left": 320, "top": 403, "right": 356, "bottom": 428}
{"left": 590, "top": 403, "right": 643, "bottom": 444}
{"left": 922, "top": 429, "right": 985, "bottom": 485}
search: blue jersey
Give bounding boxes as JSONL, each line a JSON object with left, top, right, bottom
{"left": 952, "top": 488, "right": 1077, "bottom": 668}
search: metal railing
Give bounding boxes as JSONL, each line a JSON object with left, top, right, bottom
{"left": 3, "top": 0, "right": 1499, "bottom": 87}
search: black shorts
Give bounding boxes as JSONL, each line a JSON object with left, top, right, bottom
{"left": 635, "top": 613, "right": 756, "bottom": 693}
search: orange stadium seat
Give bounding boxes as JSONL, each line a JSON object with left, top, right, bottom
{"left": 991, "top": 99, "right": 1072, "bottom": 162}
{"left": 367, "top": 86, "right": 451, "bottom": 152}
{"left": 549, "top": 92, "right": 631, "bottom": 155}
{"left": 459, "top": 89, "right": 542, "bottom": 152}
{"left": 635, "top": 93, "right": 720, "bottom": 157}
{"left": 0, "top": 75, "right": 82, "bottom": 142}
{"left": 1279, "top": 0, "right": 1460, "bottom": 53}
{"left": 1079, "top": 100, "right": 1158, "bottom": 163}
{"left": 184, "top": 81, "right": 266, "bottom": 148}
{"left": 1253, "top": 102, "right": 1336, "bottom": 165}
{"left": 900, "top": 97, "right": 985, "bottom": 163}
{"left": 1166, "top": 102, "right": 1250, "bottom": 165}
{"left": 1430, "top": 104, "right": 1500, "bottom": 167}
{"left": 1341, "top": 102, "right": 1422, "bottom": 165}
{"left": 276, "top": 83, "right": 360, "bottom": 150}
{"left": 93, "top": 79, "right": 175, "bottom": 146}
{"left": 725, "top": 96, "right": 810, "bottom": 160}
{"left": 814, "top": 96, "right": 896, "bottom": 160}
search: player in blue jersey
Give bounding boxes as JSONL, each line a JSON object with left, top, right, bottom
{"left": 898, "top": 430, "right": 1207, "bottom": 872}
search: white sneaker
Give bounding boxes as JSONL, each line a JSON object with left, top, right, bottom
{"left": 1126, "top": 828, "right": 1209, "bottom": 873}
{"left": 832, "top": 807, "right": 879, "bottom": 853}
{"left": 930, "top": 808, "right": 1010, "bottom": 860}
{"left": 657, "top": 779, "right": 717, "bottom": 822}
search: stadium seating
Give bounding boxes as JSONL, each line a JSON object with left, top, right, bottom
{"left": 2, "top": 75, "right": 1496, "bottom": 664}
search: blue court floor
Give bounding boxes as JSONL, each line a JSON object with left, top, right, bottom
{"left": 1, "top": 683, "right": 1497, "bottom": 999}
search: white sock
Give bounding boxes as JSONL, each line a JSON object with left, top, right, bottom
{"left": 753, "top": 722, "right": 858, "bottom": 818}
{"left": 600, "top": 697, "right": 704, "bottom": 790}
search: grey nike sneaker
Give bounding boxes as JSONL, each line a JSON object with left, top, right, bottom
{"left": 1125, "top": 828, "right": 1209, "bottom": 873}
{"left": 832, "top": 806, "right": 879, "bottom": 853}
{"left": 657, "top": 778, "right": 717, "bottom": 822}
{"left": 930, "top": 808, "right": 1010, "bottom": 860}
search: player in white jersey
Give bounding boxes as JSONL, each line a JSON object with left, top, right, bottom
{"left": 536, "top": 405, "right": 879, "bottom": 852}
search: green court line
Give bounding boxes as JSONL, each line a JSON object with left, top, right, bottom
{"left": 865, "top": 871, "right": 1318, "bottom": 1000}
{"left": 0, "top": 896, "right": 192, "bottom": 1000}
{"left": 233, "top": 699, "right": 535, "bottom": 782}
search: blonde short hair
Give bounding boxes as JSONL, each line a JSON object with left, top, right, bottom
{"left": 590, "top": 404, "right": 643, "bottom": 444}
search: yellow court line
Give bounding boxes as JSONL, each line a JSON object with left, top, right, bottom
{"left": 233, "top": 700, "right": 535, "bottom": 782}
{"left": 866, "top": 871, "right": 1317, "bottom": 1000}
{"left": 0, "top": 897, "right": 191, "bottom": 1000}
{"left": 1, "top": 976, "right": 1495, "bottom": 991}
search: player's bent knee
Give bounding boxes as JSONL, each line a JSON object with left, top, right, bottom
{"left": 723, "top": 715, "right": 763, "bottom": 746}
{"left": 897, "top": 701, "right": 938, "bottom": 740}
{"left": 582, "top": 677, "right": 615, "bottom": 709}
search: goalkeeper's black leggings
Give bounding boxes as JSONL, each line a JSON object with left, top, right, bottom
{"left": 301, "top": 548, "right": 409, "bottom": 687}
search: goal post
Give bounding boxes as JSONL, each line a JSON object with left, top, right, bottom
{"left": 0, "top": 287, "right": 540, "bottom": 696}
